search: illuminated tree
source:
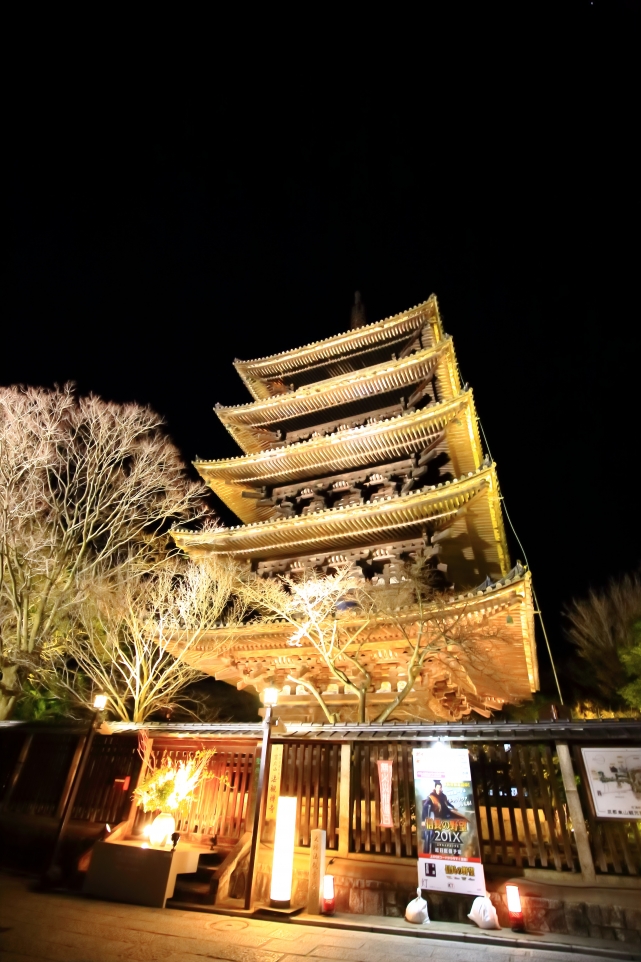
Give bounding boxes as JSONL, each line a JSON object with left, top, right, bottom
{"left": 237, "top": 559, "right": 512, "bottom": 724}
{"left": 46, "top": 557, "right": 239, "bottom": 722}
{"left": 0, "top": 384, "right": 206, "bottom": 718}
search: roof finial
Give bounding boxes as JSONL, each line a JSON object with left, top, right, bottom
{"left": 350, "top": 291, "right": 367, "bottom": 329}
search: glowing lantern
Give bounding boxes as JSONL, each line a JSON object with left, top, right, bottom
{"left": 147, "top": 812, "right": 176, "bottom": 849}
{"left": 322, "top": 874, "right": 335, "bottom": 915}
{"left": 263, "top": 687, "right": 279, "bottom": 707}
{"left": 506, "top": 884, "right": 524, "bottom": 931}
{"left": 270, "top": 796, "right": 297, "bottom": 907}
{"left": 93, "top": 693, "right": 108, "bottom": 711}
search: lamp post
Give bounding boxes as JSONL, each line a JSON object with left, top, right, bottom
{"left": 44, "top": 693, "right": 107, "bottom": 884}
{"left": 244, "top": 686, "right": 278, "bottom": 910}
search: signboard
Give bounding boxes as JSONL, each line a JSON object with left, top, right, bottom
{"left": 377, "top": 759, "right": 394, "bottom": 828}
{"left": 581, "top": 748, "right": 641, "bottom": 820}
{"left": 413, "top": 746, "right": 485, "bottom": 896}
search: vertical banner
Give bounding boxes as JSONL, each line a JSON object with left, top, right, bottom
{"left": 377, "top": 759, "right": 394, "bottom": 828}
{"left": 413, "top": 747, "right": 485, "bottom": 896}
{"left": 264, "top": 743, "right": 283, "bottom": 841}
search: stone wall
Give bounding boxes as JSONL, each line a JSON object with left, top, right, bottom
{"left": 488, "top": 891, "right": 641, "bottom": 944}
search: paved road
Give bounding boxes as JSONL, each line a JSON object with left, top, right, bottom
{"left": 0, "top": 874, "right": 634, "bottom": 962}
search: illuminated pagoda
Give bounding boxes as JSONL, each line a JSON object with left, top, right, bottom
{"left": 174, "top": 295, "right": 538, "bottom": 722}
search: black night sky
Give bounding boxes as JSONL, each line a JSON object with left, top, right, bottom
{"left": 3, "top": 3, "right": 640, "bottom": 704}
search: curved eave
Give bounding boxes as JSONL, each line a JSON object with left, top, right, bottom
{"left": 174, "top": 464, "right": 499, "bottom": 560}
{"left": 219, "top": 340, "right": 459, "bottom": 453}
{"left": 171, "top": 571, "right": 538, "bottom": 694}
{"left": 234, "top": 295, "right": 443, "bottom": 400}
{"left": 198, "top": 391, "right": 481, "bottom": 523}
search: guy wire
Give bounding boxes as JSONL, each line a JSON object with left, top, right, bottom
{"left": 475, "top": 415, "right": 564, "bottom": 705}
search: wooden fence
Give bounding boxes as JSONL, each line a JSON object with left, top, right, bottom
{"left": 1, "top": 724, "right": 640, "bottom": 879}
{"left": 276, "top": 741, "right": 341, "bottom": 849}
{"left": 132, "top": 741, "right": 258, "bottom": 842}
{"left": 350, "top": 742, "right": 415, "bottom": 857}
{"left": 345, "top": 740, "right": 639, "bottom": 876}
{"left": 470, "top": 743, "right": 578, "bottom": 871}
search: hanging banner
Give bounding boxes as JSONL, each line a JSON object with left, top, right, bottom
{"left": 413, "top": 747, "right": 485, "bottom": 896}
{"left": 581, "top": 748, "right": 641, "bottom": 820}
{"left": 377, "top": 759, "right": 394, "bottom": 827}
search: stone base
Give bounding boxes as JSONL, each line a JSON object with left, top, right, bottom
{"left": 253, "top": 848, "right": 641, "bottom": 943}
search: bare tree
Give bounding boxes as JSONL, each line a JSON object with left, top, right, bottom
{"left": 566, "top": 570, "right": 641, "bottom": 704}
{"left": 237, "top": 559, "right": 512, "bottom": 724}
{"left": 0, "top": 384, "right": 206, "bottom": 718}
{"left": 46, "top": 557, "right": 239, "bottom": 722}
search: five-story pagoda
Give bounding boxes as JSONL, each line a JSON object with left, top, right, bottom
{"left": 174, "top": 295, "right": 538, "bottom": 722}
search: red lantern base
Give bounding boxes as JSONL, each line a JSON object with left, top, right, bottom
{"left": 322, "top": 896, "right": 335, "bottom": 915}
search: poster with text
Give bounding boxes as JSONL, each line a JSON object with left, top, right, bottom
{"left": 413, "top": 747, "right": 485, "bottom": 896}
{"left": 581, "top": 748, "right": 641, "bottom": 820}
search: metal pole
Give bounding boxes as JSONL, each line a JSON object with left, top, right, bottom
{"left": 44, "top": 711, "right": 100, "bottom": 883}
{"left": 244, "top": 705, "right": 272, "bottom": 910}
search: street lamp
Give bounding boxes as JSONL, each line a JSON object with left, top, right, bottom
{"left": 244, "top": 686, "right": 279, "bottom": 910}
{"left": 44, "top": 693, "right": 108, "bottom": 884}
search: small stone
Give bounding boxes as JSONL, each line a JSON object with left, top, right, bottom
{"left": 363, "top": 889, "right": 384, "bottom": 915}
{"left": 349, "top": 887, "right": 364, "bottom": 914}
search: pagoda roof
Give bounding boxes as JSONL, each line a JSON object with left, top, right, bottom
{"left": 218, "top": 338, "right": 459, "bottom": 454}
{"left": 234, "top": 295, "right": 443, "bottom": 400}
{"left": 173, "top": 462, "right": 503, "bottom": 563}
{"left": 167, "top": 569, "right": 538, "bottom": 699}
{"left": 197, "top": 391, "right": 482, "bottom": 523}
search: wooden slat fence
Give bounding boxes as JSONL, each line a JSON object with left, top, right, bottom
{"left": 71, "top": 735, "right": 141, "bottom": 824}
{"left": 469, "top": 744, "right": 578, "bottom": 871}
{"left": 133, "top": 743, "right": 258, "bottom": 842}
{"left": 277, "top": 741, "right": 341, "bottom": 849}
{"left": 350, "top": 743, "right": 416, "bottom": 857}
{"left": 2, "top": 732, "right": 79, "bottom": 818}
{"left": 349, "top": 742, "right": 579, "bottom": 870}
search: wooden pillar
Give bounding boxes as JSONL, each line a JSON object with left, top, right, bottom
{"left": 556, "top": 742, "right": 596, "bottom": 883}
{"left": 338, "top": 743, "right": 351, "bottom": 857}
{"left": 307, "top": 828, "right": 326, "bottom": 914}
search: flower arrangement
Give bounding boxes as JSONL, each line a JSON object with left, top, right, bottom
{"left": 134, "top": 749, "right": 216, "bottom": 814}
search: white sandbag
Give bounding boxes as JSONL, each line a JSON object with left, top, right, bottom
{"left": 405, "top": 887, "right": 430, "bottom": 924}
{"left": 468, "top": 895, "right": 500, "bottom": 930}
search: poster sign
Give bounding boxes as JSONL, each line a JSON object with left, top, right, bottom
{"left": 581, "top": 748, "right": 641, "bottom": 820}
{"left": 377, "top": 759, "right": 394, "bottom": 827}
{"left": 413, "top": 746, "right": 485, "bottom": 896}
